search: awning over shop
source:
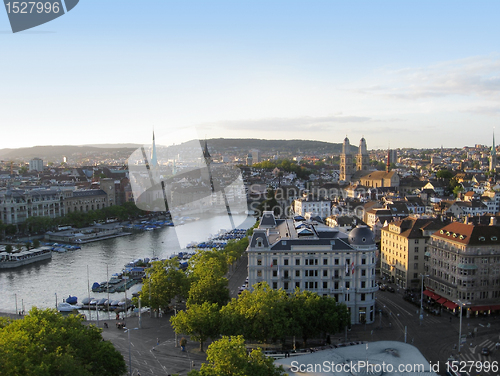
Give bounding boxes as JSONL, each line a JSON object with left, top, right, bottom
{"left": 431, "top": 293, "right": 442, "bottom": 300}
{"left": 470, "top": 305, "right": 490, "bottom": 312}
{"left": 423, "top": 290, "right": 434, "bottom": 297}
{"left": 444, "top": 301, "right": 458, "bottom": 310}
{"left": 490, "top": 305, "right": 500, "bottom": 311}
{"left": 437, "top": 297, "right": 447, "bottom": 304}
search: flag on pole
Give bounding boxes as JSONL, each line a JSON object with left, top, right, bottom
{"left": 271, "top": 261, "right": 273, "bottom": 268}
{"left": 351, "top": 262, "right": 355, "bottom": 275}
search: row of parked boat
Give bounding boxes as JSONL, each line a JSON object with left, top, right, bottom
{"left": 186, "top": 228, "right": 248, "bottom": 249}
{"left": 41, "top": 242, "right": 81, "bottom": 253}
{"left": 58, "top": 296, "right": 132, "bottom": 312}
{"left": 123, "top": 219, "right": 175, "bottom": 231}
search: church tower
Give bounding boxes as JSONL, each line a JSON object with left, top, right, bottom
{"left": 150, "top": 131, "right": 160, "bottom": 182}
{"left": 356, "top": 137, "right": 369, "bottom": 172}
{"left": 490, "top": 131, "right": 497, "bottom": 173}
{"left": 340, "top": 137, "right": 353, "bottom": 182}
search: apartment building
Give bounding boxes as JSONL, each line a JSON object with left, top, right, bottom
{"left": 425, "top": 220, "right": 500, "bottom": 315}
{"left": 380, "top": 217, "right": 449, "bottom": 289}
{"left": 293, "top": 197, "right": 332, "bottom": 219}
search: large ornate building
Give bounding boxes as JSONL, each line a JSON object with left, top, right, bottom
{"left": 247, "top": 211, "right": 378, "bottom": 324}
{"left": 340, "top": 136, "right": 399, "bottom": 188}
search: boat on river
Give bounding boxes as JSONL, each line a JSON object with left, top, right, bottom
{"left": 58, "top": 302, "right": 82, "bottom": 312}
{"left": 0, "top": 247, "right": 52, "bottom": 269}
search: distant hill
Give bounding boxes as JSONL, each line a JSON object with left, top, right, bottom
{"left": 0, "top": 145, "right": 137, "bottom": 160}
{"left": 0, "top": 138, "right": 355, "bottom": 161}
{"left": 174, "top": 138, "right": 350, "bottom": 154}
{"left": 83, "top": 143, "right": 142, "bottom": 149}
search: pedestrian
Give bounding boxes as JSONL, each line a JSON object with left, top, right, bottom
{"left": 454, "top": 344, "right": 457, "bottom": 350}
{"left": 157, "top": 338, "right": 160, "bottom": 346}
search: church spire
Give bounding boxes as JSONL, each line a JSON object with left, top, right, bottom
{"left": 151, "top": 131, "right": 158, "bottom": 167}
{"left": 490, "top": 129, "right": 497, "bottom": 173}
{"left": 203, "top": 140, "right": 211, "bottom": 164}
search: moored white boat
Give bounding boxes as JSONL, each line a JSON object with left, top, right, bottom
{"left": 58, "top": 302, "right": 82, "bottom": 312}
{"left": 0, "top": 247, "right": 52, "bottom": 269}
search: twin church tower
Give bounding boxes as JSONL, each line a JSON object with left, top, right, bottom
{"left": 340, "top": 136, "right": 369, "bottom": 182}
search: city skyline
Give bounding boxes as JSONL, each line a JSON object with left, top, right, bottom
{"left": 1, "top": 1, "right": 500, "bottom": 150}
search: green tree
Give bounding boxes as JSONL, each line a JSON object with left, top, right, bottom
{"left": 188, "top": 248, "right": 228, "bottom": 279}
{"left": 0, "top": 219, "right": 6, "bottom": 239}
{"left": 188, "top": 335, "right": 285, "bottom": 376}
{"left": 187, "top": 249, "right": 231, "bottom": 307}
{"left": 170, "top": 302, "right": 221, "bottom": 352}
{"left": 256, "top": 188, "right": 280, "bottom": 218}
{"left": 436, "top": 169, "right": 454, "bottom": 179}
{"left": 376, "top": 161, "right": 386, "bottom": 171}
{"left": 221, "top": 282, "right": 290, "bottom": 343}
{"left": 187, "top": 271, "right": 230, "bottom": 308}
{"left": 0, "top": 307, "right": 126, "bottom": 376}
{"left": 5, "top": 244, "right": 13, "bottom": 253}
{"left": 139, "top": 258, "right": 189, "bottom": 313}
{"left": 32, "top": 239, "right": 41, "bottom": 248}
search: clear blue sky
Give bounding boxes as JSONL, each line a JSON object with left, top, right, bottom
{"left": 1, "top": 1, "right": 500, "bottom": 150}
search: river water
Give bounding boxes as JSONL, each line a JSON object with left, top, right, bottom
{"left": 0, "top": 214, "right": 254, "bottom": 318}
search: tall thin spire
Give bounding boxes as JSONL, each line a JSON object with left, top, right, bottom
{"left": 490, "top": 129, "right": 497, "bottom": 173}
{"left": 151, "top": 130, "right": 158, "bottom": 167}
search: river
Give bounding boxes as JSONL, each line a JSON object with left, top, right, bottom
{"left": 0, "top": 214, "right": 254, "bottom": 318}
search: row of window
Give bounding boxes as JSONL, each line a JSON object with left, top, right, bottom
{"left": 264, "top": 268, "right": 374, "bottom": 278}
{"left": 257, "top": 257, "right": 373, "bottom": 266}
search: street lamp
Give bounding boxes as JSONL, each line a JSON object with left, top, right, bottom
{"left": 419, "top": 274, "right": 429, "bottom": 325}
{"left": 457, "top": 300, "right": 470, "bottom": 353}
{"left": 123, "top": 327, "right": 139, "bottom": 376}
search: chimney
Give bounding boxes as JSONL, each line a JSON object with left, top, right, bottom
{"left": 464, "top": 216, "right": 469, "bottom": 225}
{"left": 490, "top": 216, "right": 497, "bottom": 226}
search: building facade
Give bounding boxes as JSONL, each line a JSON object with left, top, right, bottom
{"left": 293, "top": 197, "right": 332, "bottom": 219}
{"left": 380, "top": 217, "right": 449, "bottom": 289}
{"left": 28, "top": 158, "right": 44, "bottom": 172}
{"left": 0, "top": 188, "right": 64, "bottom": 224}
{"left": 247, "top": 211, "right": 378, "bottom": 324}
{"left": 425, "top": 221, "right": 500, "bottom": 314}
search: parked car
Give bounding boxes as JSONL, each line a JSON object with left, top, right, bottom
{"left": 386, "top": 286, "right": 395, "bottom": 293}
{"left": 379, "top": 284, "right": 386, "bottom": 291}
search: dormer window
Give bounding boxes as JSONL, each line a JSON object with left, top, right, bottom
{"left": 256, "top": 237, "right": 263, "bottom": 247}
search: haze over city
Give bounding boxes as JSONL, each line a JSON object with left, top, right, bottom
{"left": 2, "top": 1, "right": 500, "bottom": 150}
